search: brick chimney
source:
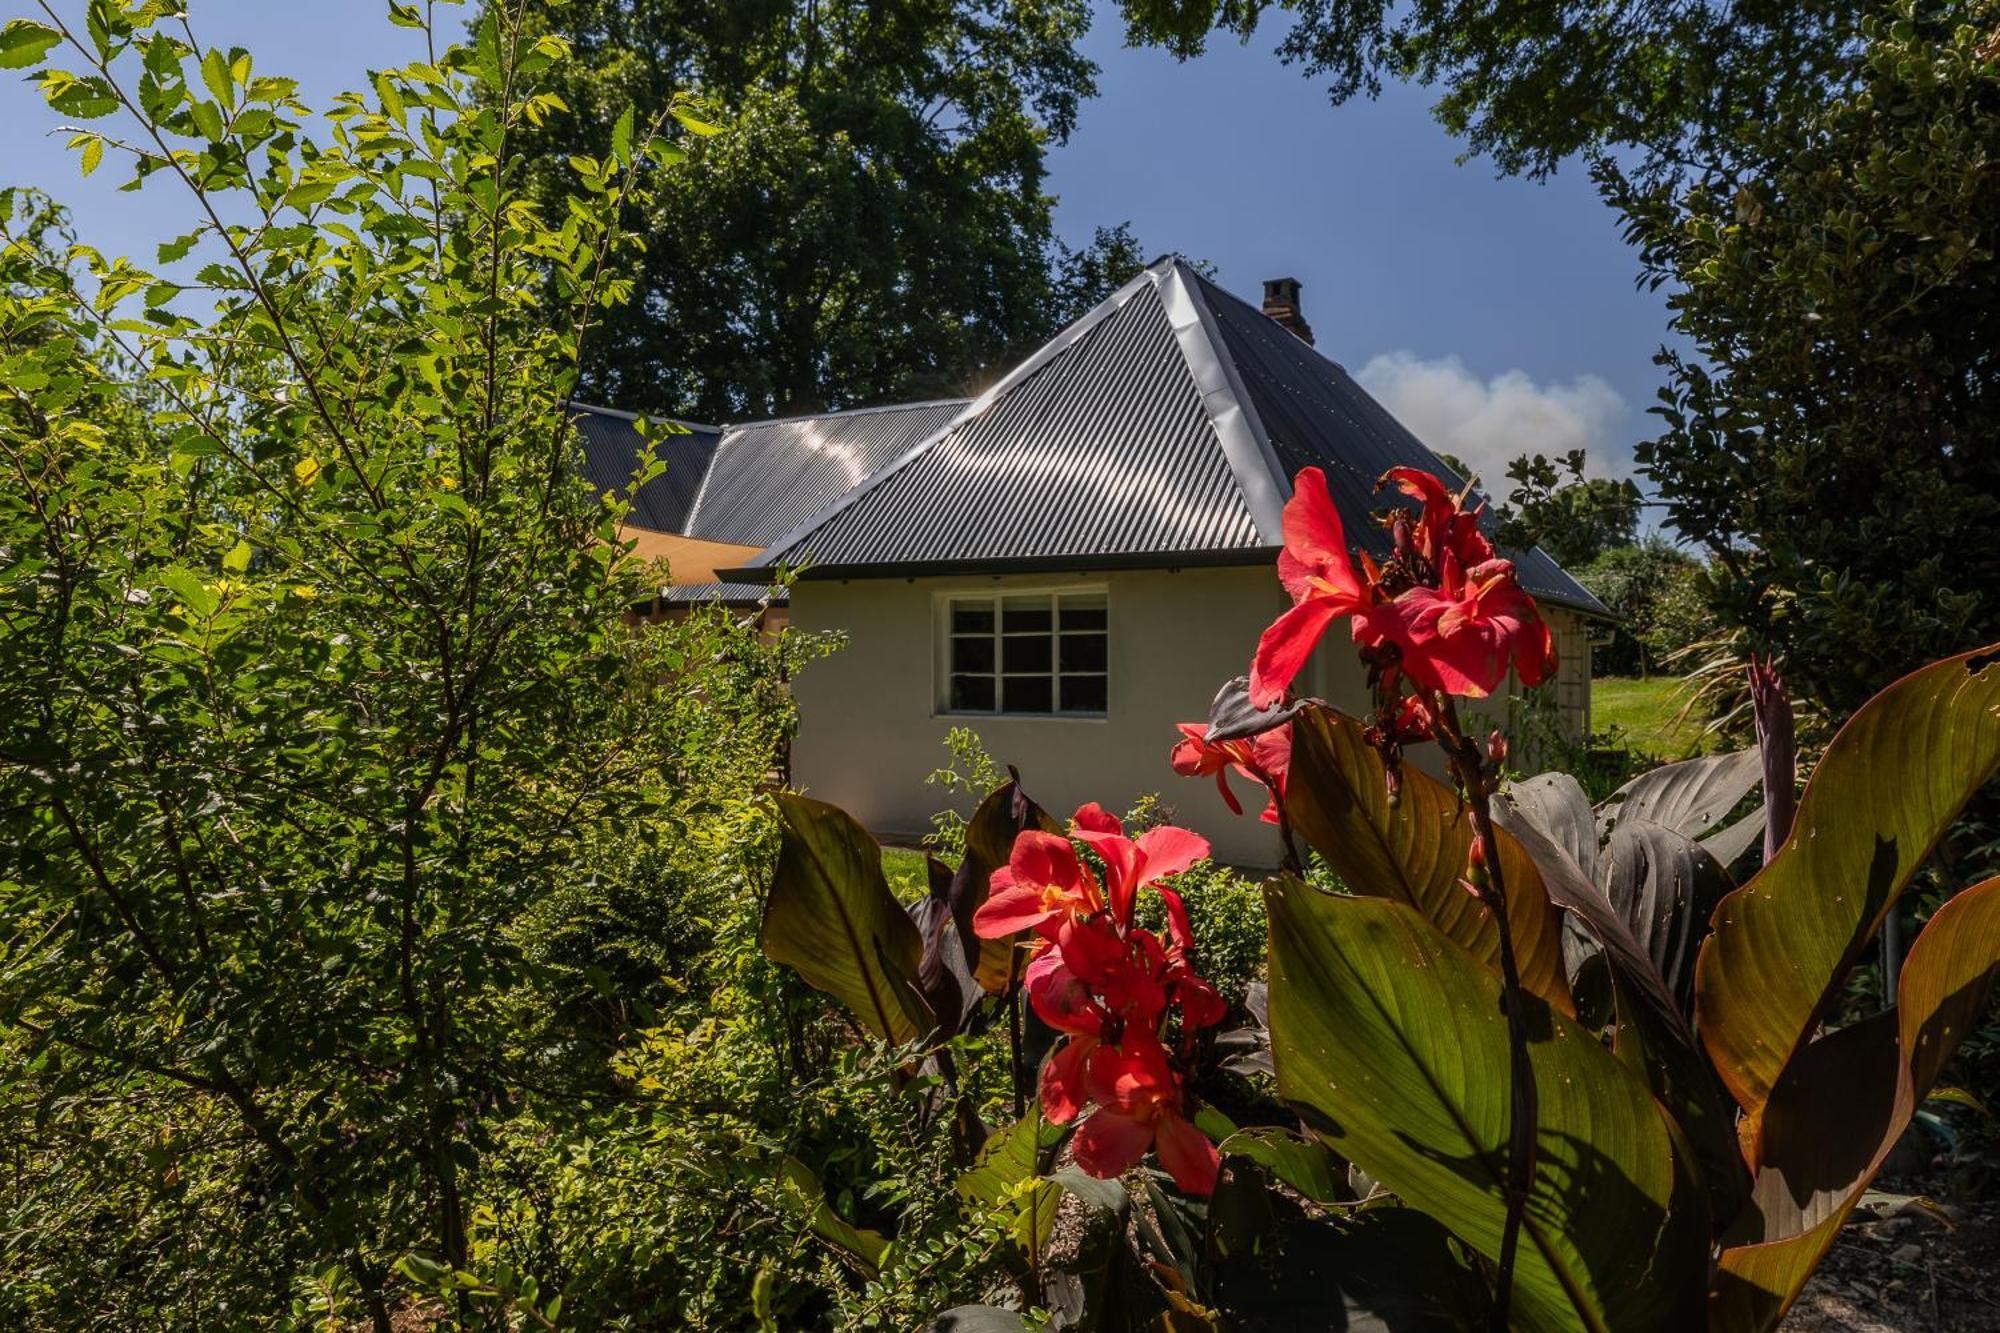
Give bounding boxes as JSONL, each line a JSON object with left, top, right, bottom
{"left": 1261, "top": 276, "right": 1314, "bottom": 346}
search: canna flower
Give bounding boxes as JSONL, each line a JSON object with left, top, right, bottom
{"left": 1072, "top": 1034, "right": 1220, "bottom": 1195}
{"left": 1361, "top": 552, "right": 1557, "bottom": 699}
{"left": 1170, "top": 721, "right": 1292, "bottom": 824}
{"left": 1250, "top": 467, "right": 1369, "bottom": 708}
{"left": 1066, "top": 804, "right": 1210, "bottom": 928}
{"left": 973, "top": 830, "right": 1103, "bottom": 940}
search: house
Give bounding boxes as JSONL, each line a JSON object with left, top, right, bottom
{"left": 578, "top": 258, "right": 1607, "bottom": 867}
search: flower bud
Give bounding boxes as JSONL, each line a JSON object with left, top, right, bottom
{"left": 1486, "top": 729, "right": 1508, "bottom": 768}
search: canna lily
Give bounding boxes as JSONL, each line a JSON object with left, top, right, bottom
{"left": 973, "top": 829, "right": 1102, "bottom": 940}
{"left": 1360, "top": 552, "right": 1557, "bottom": 698}
{"left": 1250, "top": 467, "right": 1369, "bottom": 708}
{"left": 1071, "top": 1034, "right": 1220, "bottom": 1195}
{"left": 1169, "top": 722, "right": 1292, "bottom": 824}
{"left": 1066, "top": 804, "right": 1210, "bottom": 928}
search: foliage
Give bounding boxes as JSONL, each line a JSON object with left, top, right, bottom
{"left": 1493, "top": 448, "right": 1642, "bottom": 568}
{"left": 1114, "top": 0, "right": 1860, "bottom": 182}
{"left": 0, "top": 4, "right": 807, "bottom": 1326}
{"left": 504, "top": 0, "right": 1149, "bottom": 418}
{"left": 1575, "top": 539, "right": 1705, "bottom": 677}
{"left": 924, "top": 725, "right": 1012, "bottom": 863}
{"left": 1622, "top": 3, "right": 2000, "bottom": 716}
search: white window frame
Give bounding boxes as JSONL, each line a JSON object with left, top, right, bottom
{"left": 935, "top": 585, "right": 1109, "bottom": 719}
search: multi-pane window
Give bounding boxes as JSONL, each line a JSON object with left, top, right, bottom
{"left": 945, "top": 591, "right": 1107, "bottom": 716}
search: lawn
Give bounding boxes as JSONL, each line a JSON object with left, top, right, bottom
{"left": 1593, "top": 675, "right": 1709, "bottom": 760}
{"left": 880, "top": 844, "right": 932, "bottom": 902}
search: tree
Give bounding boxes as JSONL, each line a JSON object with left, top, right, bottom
{"left": 0, "top": 7, "right": 794, "bottom": 1325}
{"left": 1114, "top": 0, "right": 1860, "bottom": 183}
{"left": 1622, "top": 5, "right": 2000, "bottom": 713}
{"left": 1493, "top": 448, "right": 1642, "bottom": 568}
{"left": 1574, "top": 539, "right": 1704, "bottom": 677}
{"left": 506, "top": 0, "right": 1139, "bottom": 419}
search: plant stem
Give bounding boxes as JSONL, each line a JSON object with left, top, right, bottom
{"left": 1436, "top": 698, "right": 1538, "bottom": 1330}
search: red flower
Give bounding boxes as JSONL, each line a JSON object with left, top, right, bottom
{"left": 1380, "top": 465, "right": 1495, "bottom": 571}
{"left": 1071, "top": 1034, "right": 1220, "bottom": 1195}
{"left": 1066, "top": 805, "right": 1210, "bottom": 928}
{"left": 972, "top": 830, "right": 1102, "bottom": 940}
{"left": 1170, "top": 722, "right": 1291, "bottom": 824}
{"left": 1250, "top": 467, "right": 1368, "bottom": 708}
{"left": 1359, "top": 553, "right": 1557, "bottom": 698}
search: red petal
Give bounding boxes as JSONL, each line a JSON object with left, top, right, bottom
{"left": 1070, "top": 803, "right": 1123, "bottom": 837}
{"left": 1135, "top": 825, "right": 1209, "bottom": 883}
{"left": 1249, "top": 596, "right": 1343, "bottom": 708}
{"left": 1281, "top": 468, "right": 1357, "bottom": 594}
{"left": 1040, "top": 1036, "right": 1095, "bottom": 1123}
{"left": 1213, "top": 767, "right": 1245, "bottom": 817}
{"left": 1071, "top": 1108, "right": 1155, "bottom": 1180}
{"left": 972, "top": 881, "right": 1053, "bottom": 938}
{"left": 1154, "top": 1111, "right": 1221, "bottom": 1196}
{"left": 1156, "top": 885, "right": 1195, "bottom": 952}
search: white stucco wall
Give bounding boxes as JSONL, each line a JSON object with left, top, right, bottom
{"left": 787, "top": 567, "right": 1592, "bottom": 870}
{"left": 789, "top": 566, "right": 1296, "bottom": 868}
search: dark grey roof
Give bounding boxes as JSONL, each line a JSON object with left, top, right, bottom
{"left": 571, "top": 403, "right": 722, "bottom": 534}
{"left": 683, "top": 400, "right": 968, "bottom": 546}
{"left": 737, "top": 259, "right": 1605, "bottom": 616}
{"left": 659, "top": 582, "right": 788, "bottom": 606}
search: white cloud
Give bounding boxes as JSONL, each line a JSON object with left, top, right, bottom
{"left": 1353, "top": 351, "right": 1631, "bottom": 490}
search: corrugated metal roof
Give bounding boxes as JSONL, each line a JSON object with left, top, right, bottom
{"left": 659, "top": 582, "right": 787, "bottom": 605}
{"left": 684, "top": 400, "right": 968, "bottom": 546}
{"left": 1192, "top": 274, "right": 1603, "bottom": 613}
{"left": 570, "top": 403, "right": 722, "bottom": 534}
{"left": 740, "top": 258, "right": 1605, "bottom": 616}
{"left": 741, "top": 276, "right": 1262, "bottom": 569}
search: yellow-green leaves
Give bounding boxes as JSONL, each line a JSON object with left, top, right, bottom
{"left": 762, "top": 793, "right": 935, "bottom": 1047}
{"left": 0, "top": 18, "right": 61, "bottom": 70}
{"left": 1285, "top": 705, "right": 1572, "bottom": 1013}
{"left": 1264, "top": 882, "right": 1707, "bottom": 1333}
{"left": 1696, "top": 646, "right": 2000, "bottom": 1124}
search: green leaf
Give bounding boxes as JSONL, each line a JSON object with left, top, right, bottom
{"left": 610, "top": 105, "right": 635, "bottom": 167}
{"left": 199, "top": 47, "right": 232, "bottom": 108}
{"left": 1285, "top": 705, "right": 1572, "bottom": 1013}
{"left": 1696, "top": 646, "right": 2000, "bottom": 1125}
{"left": 1710, "top": 874, "right": 2000, "bottom": 1331}
{"left": 1263, "top": 879, "right": 1707, "bottom": 1333}
{"left": 44, "top": 73, "right": 120, "bottom": 119}
{"left": 762, "top": 792, "right": 935, "bottom": 1045}
{"left": 0, "top": 19, "right": 61, "bottom": 69}
{"left": 956, "top": 1106, "right": 1065, "bottom": 1263}
{"left": 777, "top": 1155, "right": 891, "bottom": 1275}
{"left": 222, "top": 540, "right": 251, "bottom": 573}
{"left": 1215, "top": 1126, "right": 1344, "bottom": 1206}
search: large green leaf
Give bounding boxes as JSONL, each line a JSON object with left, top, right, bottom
{"left": 1285, "top": 706, "right": 1571, "bottom": 1013}
{"left": 956, "top": 1105, "right": 1069, "bottom": 1268}
{"left": 1709, "top": 875, "right": 2000, "bottom": 1331}
{"left": 1696, "top": 646, "right": 2000, "bottom": 1122}
{"left": 763, "top": 792, "right": 935, "bottom": 1045}
{"left": 1263, "top": 879, "right": 1707, "bottom": 1333}
{"left": 778, "top": 1155, "right": 892, "bottom": 1274}
{"left": 1498, "top": 810, "right": 1749, "bottom": 1225}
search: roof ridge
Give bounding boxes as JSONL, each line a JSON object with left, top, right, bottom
{"left": 743, "top": 262, "right": 1170, "bottom": 570}
{"left": 1159, "top": 263, "right": 1291, "bottom": 545}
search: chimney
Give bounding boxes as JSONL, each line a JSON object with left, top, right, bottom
{"left": 1261, "top": 276, "right": 1314, "bottom": 346}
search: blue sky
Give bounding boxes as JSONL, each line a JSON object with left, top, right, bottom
{"left": 2, "top": 1, "right": 1673, "bottom": 483}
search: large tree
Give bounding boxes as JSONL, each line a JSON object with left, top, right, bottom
{"left": 1623, "top": 6, "right": 2000, "bottom": 713}
{"left": 508, "top": 0, "right": 1126, "bottom": 420}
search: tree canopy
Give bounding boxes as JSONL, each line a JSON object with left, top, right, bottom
{"left": 1624, "top": 5, "right": 2000, "bottom": 713}
{"left": 506, "top": 0, "right": 1141, "bottom": 420}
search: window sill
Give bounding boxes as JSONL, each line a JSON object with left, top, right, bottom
{"left": 934, "top": 710, "right": 1109, "bottom": 723}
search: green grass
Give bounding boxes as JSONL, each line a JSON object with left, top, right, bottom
{"left": 880, "top": 844, "right": 932, "bottom": 903}
{"left": 1593, "top": 675, "right": 1708, "bottom": 760}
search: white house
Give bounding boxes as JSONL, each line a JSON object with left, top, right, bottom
{"left": 577, "top": 258, "right": 1606, "bottom": 867}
